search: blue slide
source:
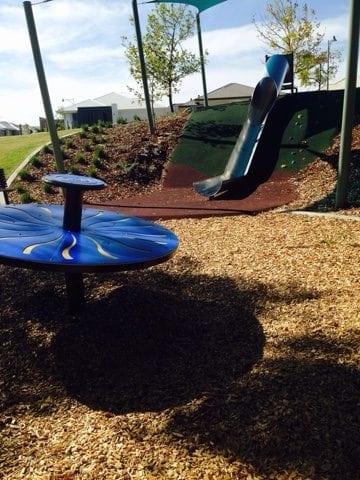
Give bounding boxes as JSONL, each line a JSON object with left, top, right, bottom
{"left": 193, "top": 55, "right": 289, "bottom": 198}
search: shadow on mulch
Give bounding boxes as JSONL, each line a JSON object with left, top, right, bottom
{"left": 2, "top": 265, "right": 359, "bottom": 478}
{"left": 166, "top": 335, "right": 360, "bottom": 480}
{"left": 51, "top": 267, "right": 266, "bottom": 413}
{"left": 0, "top": 262, "right": 264, "bottom": 414}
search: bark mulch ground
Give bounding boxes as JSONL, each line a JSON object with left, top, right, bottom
{"left": 1, "top": 114, "right": 360, "bottom": 480}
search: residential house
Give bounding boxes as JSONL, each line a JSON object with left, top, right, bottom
{"left": 0, "top": 121, "right": 20, "bottom": 136}
{"left": 180, "top": 83, "right": 255, "bottom": 110}
{"left": 61, "top": 92, "right": 170, "bottom": 128}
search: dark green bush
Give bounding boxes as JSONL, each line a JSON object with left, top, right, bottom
{"left": 20, "top": 192, "right": 33, "bottom": 203}
{"left": 69, "top": 164, "right": 80, "bottom": 175}
{"left": 15, "top": 183, "right": 26, "bottom": 194}
{"left": 18, "top": 168, "right": 32, "bottom": 181}
{"left": 41, "top": 182, "right": 52, "bottom": 194}
{"left": 30, "top": 156, "right": 42, "bottom": 168}
{"left": 93, "top": 145, "right": 106, "bottom": 158}
{"left": 92, "top": 155, "right": 102, "bottom": 169}
{"left": 42, "top": 144, "right": 52, "bottom": 154}
{"left": 65, "top": 138, "right": 75, "bottom": 148}
{"left": 75, "top": 151, "right": 86, "bottom": 164}
{"left": 88, "top": 167, "right": 98, "bottom": 177}
{"left": 83, "top": 141, "right": 92, "bottom": 152}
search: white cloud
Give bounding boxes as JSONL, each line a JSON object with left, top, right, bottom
{"left": 322, "top": 14, "right": 349, "bottom": 41}
{"left": 0, "top": 1, "right": 352, "bottom": 125}
{"left": 48, "top": 46, "right": 126, "bottom": 69}
{"left": 203, "top": 24, "right": 263, "bottom": 57}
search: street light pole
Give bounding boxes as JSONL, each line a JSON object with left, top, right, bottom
{"left": 327, "top": 35, "right": 337, "bottom": 90}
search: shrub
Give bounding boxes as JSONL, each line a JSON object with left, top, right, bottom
{"left": 75, "top": 151, "right": 86, "bottom": 164}
{"left": 92, "top": 155, "right": 102, "bottom": 169}
{"left": 41, "top": 182, "right": 53, "bottom": 194}
{"left": 30, "top": 156, "right": 42, "bottom": 168}
{"left": 117, "top": 116, "right": 127, "bottom": 125}
{"left": 83, "top": 141, "right": 92, "bottom": 152}
{"left": 133, "top": 114, "right": 142, "bottom": 122}
{"left": 15, "top": 183, "right": 26, "bottom": 194}
{"left": 69, "top": 164, "right": 80, "bottom": 175}
{"left": 98, "top": 120, "right": 112, "bottom": 128}
{"left": 88, "top": 167, "right": 98, "bottom": 177}
{"left": 42, "top": 144, "right": 52, "bottom": 154}
{"left": 79, "top": 130, "right": 87, "bottom": 139}
{"left": 93, "top": 145, "right": 106, "bottom": 158}
{"left": 91, "top": 125, "right": 100, "bottom": 134}
{"left": 20, "top": 192, "right": 33, "bottom": 203}
{"left": 18, "top": 168, "right": 32, "bottom": 181}
{"left": 65, "top": 138, "right": 75, "bottom": 148}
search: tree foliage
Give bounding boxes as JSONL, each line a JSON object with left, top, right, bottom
{"left": 123, "top": 4, "right": 202, "bottom": 114}
{"left": 253, "top": 0, "right": 341, "bottom": 89}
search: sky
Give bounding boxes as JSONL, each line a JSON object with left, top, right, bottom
{"left": 0, "top": 0, "right": 352, "bottom": 126}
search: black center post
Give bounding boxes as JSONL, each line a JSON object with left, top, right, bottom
{"left": 43, "top": 174, "right": 106, "bottom": 313}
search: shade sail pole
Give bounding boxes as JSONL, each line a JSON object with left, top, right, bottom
{"left": 196, "top": 12, "right": 208, "bottom": 107}
{"left": 23, "top": 1, "right": 64, "bottom": 173}
{"left": 335, "top": 0, "right": 360, "bottom": 208}
{"left": 132, "top": 0, "right": 156, "bottom": 134}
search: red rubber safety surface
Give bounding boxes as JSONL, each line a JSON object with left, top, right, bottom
{"left": 86, "top": 164, "right": 299, "bottom": 221}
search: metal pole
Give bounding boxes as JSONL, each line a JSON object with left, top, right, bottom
{"left": 335, "top": 0, "right": 360, "bottom": 208}
{"left": 327, "top": 36, "right": 337, "bottom": 91}
{"left": 132, "top": 0, "right": 156, "bottom": 134}
{"left": 327, "top": 40, "right": 330, "bottom": 90}
{"left": 23, "top": 1, "right": 64, "bottom": 173}
{"left": 196, "top": 12, "right": 208, "bottom": 107}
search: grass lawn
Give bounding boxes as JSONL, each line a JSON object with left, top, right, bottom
{"left": 0, "top": 129, "right": 80, "bottom": 178}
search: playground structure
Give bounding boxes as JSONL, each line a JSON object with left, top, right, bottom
{"left": 0, "top": 1, "right": 181, "bottom": 313}
{"left": 193, "top": 54, "right": 289, "bottom": 198}
{"left": 0, "top": 174, "right": 178, "bottom": 312}
{"left": 0, "top": 2, "right": 357, "bottom": 311}
{"left": 166, "top": 86, "right": 360, "bottom": 206}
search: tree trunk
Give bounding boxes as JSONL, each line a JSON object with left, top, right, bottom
{"left": 168, "top": 87, "right": 174, "bottom": 113}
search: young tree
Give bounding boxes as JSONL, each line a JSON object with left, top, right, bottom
{"left": 123, "top": 4, "right": 203, "bottom": 113}
{"left": 253, "top": 0, "right": 341, "bottom": 89}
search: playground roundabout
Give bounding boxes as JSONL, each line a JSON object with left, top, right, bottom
{"left": 1, "top": 114, "right": 360, "bottom": 479}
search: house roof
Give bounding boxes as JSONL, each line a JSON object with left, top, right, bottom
{"left": 62, "top": 91, "right": 165, "bottom": 113}
{"left": 62, "top": 99, "right": 105, "bottom": 113}
{"left": 95, "top": 92, "right": 144, "bottom": 109}
{"left": 206, "top": 82, "right": 255, "bottom": 99}
{"left": 182, "top": 82, "right": 254, "bottom": 106}
{"left": 329, "top": 76, "right": 360, "bottom": 90}
{"left": 0, "top": 121, "right": 20, "bottom": 131}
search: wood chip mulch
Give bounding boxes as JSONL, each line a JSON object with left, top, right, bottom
{"left": 1, "top": 115, "right": 360, "bottom": 480}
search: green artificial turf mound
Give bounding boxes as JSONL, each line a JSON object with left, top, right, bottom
{"left": 170, "top": 89, "right": 360, "bottom": 181}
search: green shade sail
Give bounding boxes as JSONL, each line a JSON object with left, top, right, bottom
{"left": 147, "top": 0, "right": 227, "bottom": 13}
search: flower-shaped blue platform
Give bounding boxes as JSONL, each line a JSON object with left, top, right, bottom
{"left": 0, "top": 204, "right": 179, "bottom": 273}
